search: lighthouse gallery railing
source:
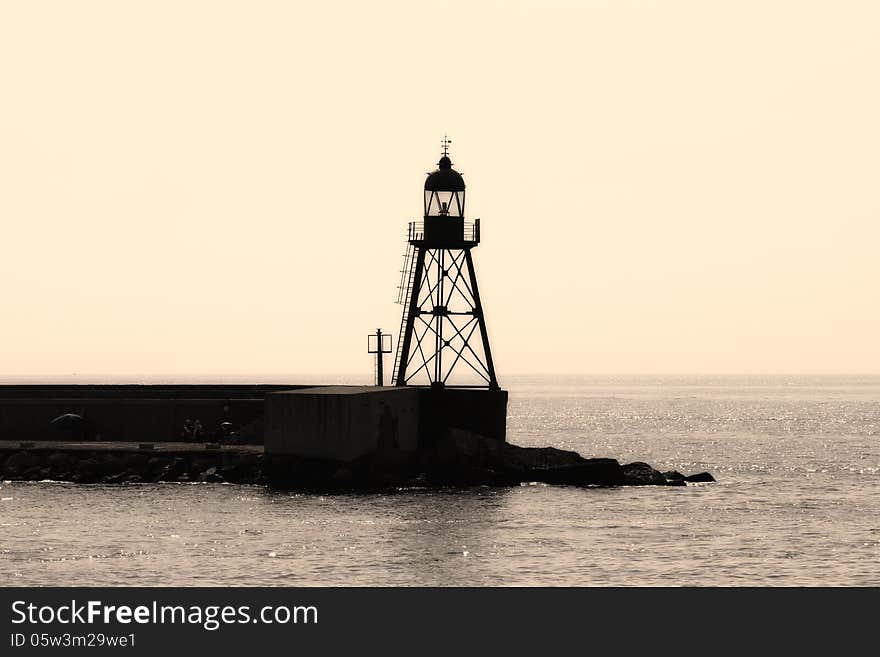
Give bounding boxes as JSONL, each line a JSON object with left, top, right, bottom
{"left": 406, "top": 219, "right": 480, "bottom": 244}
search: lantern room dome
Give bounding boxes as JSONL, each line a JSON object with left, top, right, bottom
{"left": 425, "top": 156, "right": 465, "bottom": 192}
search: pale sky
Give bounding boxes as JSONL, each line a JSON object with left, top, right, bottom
{"left": 1, "top": 1, "right": 878, "bottom": 379}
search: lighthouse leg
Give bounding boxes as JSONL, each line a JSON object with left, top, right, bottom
{"left": 464, "top": 248, "right": 499, "bottom": 390}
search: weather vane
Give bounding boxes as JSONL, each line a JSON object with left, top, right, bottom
{"left": 441, "top": 134, "right": 451, "bottom": 157}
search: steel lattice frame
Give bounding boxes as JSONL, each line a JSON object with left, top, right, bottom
{"left": 395, "top": 246, "right": 498, "bottom": 389}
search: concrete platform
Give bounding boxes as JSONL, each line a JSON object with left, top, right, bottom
{"left": 265, "top": 386, "right": 419, "bottom": 462}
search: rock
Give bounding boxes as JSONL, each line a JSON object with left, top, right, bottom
{"left": 198, "top": 466, "right": 224, "bottom": 483}
{"left": 166, "top": 457, "right": 188, "bottom": 479}
{"left": 621, "top": 462, "right": 668, "bottom": 486}
{"left": 21, "top": 466, "right": 45, "bottom": 480}
{"left": 499, "top": 444, "right": 588, "bottom": 472}
{"left": 193, "top": 456, "right": 213, "bottom": 469}
{"left": 331, "top": 467, "right": 354, "bottom": 484}
{"left": 98, "top": 454, "right": 124, "bottom": 475}
{"left": 527, "top": 459, "right": 624, "bottom": 487}
{"left": 684, "top": 471, "right": 716, "bottom": 483}
{"left": 430, "top": 428, "right": 504, "bottom": 469}
{"left": 101, "top": 472, "right": 129, "bottom": 484}
{"left": 189, "top": 458, "right": 213, "bottom": 478}
{"left": 216, "top": 464, "right": 241, "bottom": 481}
{"left": 145, "top": 456, "right": 167, "bottom": 472}
{"left": 123, "top": 452, "right": 149, "bottom": 468}
{"left": 663, "top": 470, "right": 686, "bottom": 482}
{"left": 144, "top": 456, "right": 186, "bottom": 482}
{"left": 153, "top": 465, "right": 173, "bottom": 482}
{"left": 424, "top": 429, "right": 626, "bottom": 487}
{"left": 77, "top": 457, "right": 102, "bottom": 475}
{"left": 5, "top": 451, "right": 42, "bottom": 474}
{"left": 47, "top": 451, "right": 77, "bottom": 471}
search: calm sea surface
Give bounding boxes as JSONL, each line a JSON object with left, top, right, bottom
{"left": 2, "top": 375, "right": 878, "bottom": 586}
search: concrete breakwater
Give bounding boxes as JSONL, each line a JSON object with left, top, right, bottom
{"left": 0, "top": 384, "right": 310, "bottom": 444}
{"left": 0, "top": 384, "right": 714, "bottom": 489}
{"left": 0, "top": 432, "right": 714, "bottom": 489}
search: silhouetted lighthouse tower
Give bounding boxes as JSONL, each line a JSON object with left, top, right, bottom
{"left": 393, "top": 140, "right": 499, "bottom": 390}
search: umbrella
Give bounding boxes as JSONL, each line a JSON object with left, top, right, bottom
{"left": 50, "top": 413, "right": 85, "bottom": 429}
{"left": 50, "top": 413, "right": 92, "bottom": 439}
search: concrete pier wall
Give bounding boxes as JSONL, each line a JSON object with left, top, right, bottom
{"left": 0, "top": 385, "right": 312, "bottom": 444}
{"left": 265, "top": 387, "right": 420, "bottom": 462}
{"left": 1, "top": 385, "right": 508, "bottom": 460}
{"left": 418, "top": 388, "right": 508, "bottom": 443}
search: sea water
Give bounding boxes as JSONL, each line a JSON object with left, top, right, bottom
{"left": 2, "top": 375, "right": 878, "bottom": 586}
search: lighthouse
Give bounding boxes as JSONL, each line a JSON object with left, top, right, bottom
{"left": 252, "top": 141, "right": 508, "bottom": 473}
{"left": 393, "top": 140, "right": 499, "bottom": 390}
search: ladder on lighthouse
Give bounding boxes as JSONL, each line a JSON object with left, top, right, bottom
{"left": 392, "top": 240, "right": 417, "bottom": 383}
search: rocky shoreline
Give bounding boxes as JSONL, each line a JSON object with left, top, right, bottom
{"left": 0, "top": 447, "right": 264, "bottom": 485}
{"left": 0, "top": 430, "right": 714, "bottom": 490}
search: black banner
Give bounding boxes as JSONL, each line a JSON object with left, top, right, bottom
{"left": 0, "top": 588, "right": 874, "bottom": 655}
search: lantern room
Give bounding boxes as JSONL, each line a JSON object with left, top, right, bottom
{"left": 424, "top": 155, "right": 466, "bottom": 218}
{"left": 420, "top": 147, "right": 471, "bottom": 247}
